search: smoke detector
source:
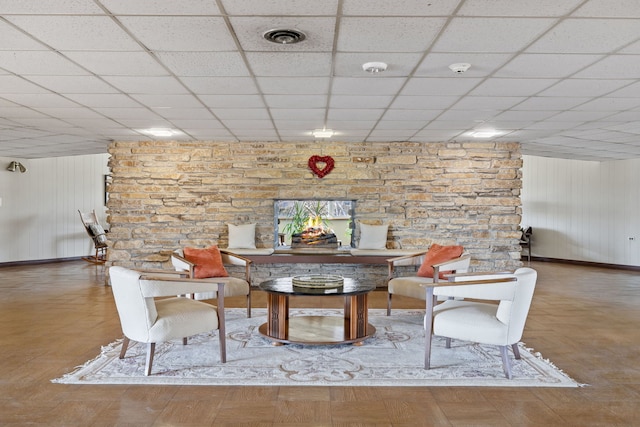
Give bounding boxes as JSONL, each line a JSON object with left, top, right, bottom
{"left": 263, "top": 29, "right": 306, "bottom": 44}
{"left": 448, "top": 63, "right": 471, "bottom": 74}
{"left": 362, "top": 62, "right": 388, "bottom": 73}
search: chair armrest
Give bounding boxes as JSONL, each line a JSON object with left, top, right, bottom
{"left": 171, "top": 253, "right": 195, "bottom": 277}
{"left": 386, "top": 251, "right": 428, "bottom": 265}
{"left": 138, "top": 274, "right": 226, "bottom": 298}
{"left": 432, "top": 275, "right": 517, "bottom": 300}
{"left": 220, "top": 250, "right": 252, "bottom": 285}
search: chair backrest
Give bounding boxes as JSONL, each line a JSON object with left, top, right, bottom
{"left": 109, "top": 266, "right": 158, "bottom": 342}
{"left": 171, "top": 248, "right": 249, "bottom": 271}
{"left": 497, "top": 267, "right": 537, "bottom": 344}
{"left": 78, "top": 209, "right": 108, "bottom": 247}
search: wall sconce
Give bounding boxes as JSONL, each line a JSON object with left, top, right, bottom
{"left": 7, "top": 161, "right": 27, "bottom": 173}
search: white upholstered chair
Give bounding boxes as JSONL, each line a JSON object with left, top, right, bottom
{"left": 428, "top": 267, "right": 537, "bottom": 379}
{"left": 171, "top": 248, "right": 253, "bottom": 317}
{"left": 109, "top": 266, "right": 227, "bottom": 376}
{"left": 386, "top": 250, "right": 471, "bottom": 315}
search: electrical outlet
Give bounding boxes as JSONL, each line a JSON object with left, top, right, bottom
{"left": 628, "top": 237, "right": 635, "bottom": 241}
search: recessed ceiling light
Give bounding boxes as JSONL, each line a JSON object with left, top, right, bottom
{"left": 471, "top": 130, "right": 499, "bottom": 138}
{"left": 312, "top": 129, "right": 334, "bottom": 138}
{"left": 263, "top": 29, "right": 306, "bottom": 44}
{"left": 362, "top": 62, "right": 388, "bottom": 73}
{"left": 142, "top": 128, "right": 178, "bottom": 137}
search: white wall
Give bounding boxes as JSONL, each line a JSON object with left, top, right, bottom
{"left": 0, "top": 154, "right": 109, "bottom": 263}
{"left": 522, "top": 155, "right": 640, "bottom": 266}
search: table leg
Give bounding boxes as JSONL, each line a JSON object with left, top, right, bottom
{"left": 266, "top": 293, "right": 289, "bottom": 341}
{"left": 344, "top": 293, "right": 368, "bottom": 340}
{"left": 424, "top": 287, "right": 434, "bottom": 369}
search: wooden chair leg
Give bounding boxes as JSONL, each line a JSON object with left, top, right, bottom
{"left": 386, "top": 293, "right": 392, "bottom": 316}
{"left": 500, "top": 345, "right": 513, "bottom": 379}
{"left": 445, "top": 337, "right": 451, "bottom": 348}
{"left": 119, "top": 336, "right": 130, "bottom": 359}
{"left": 246, "top": 293, "right": 251, "bottom": 318}
{"left": 218, "top": 283, "right": 227, "bottom": 363}
{"left": 144, "top": 343, "right": 156, "bottom": 376}
{"left": 512, "top": 343, "right": 521, "bottom": 359}
{"left": 182, "top": 337, "right": 188, "bottom": 345}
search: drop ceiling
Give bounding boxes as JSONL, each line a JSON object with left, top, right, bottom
{"left": 3, "top": 0, "right": 640, "bottom": 161}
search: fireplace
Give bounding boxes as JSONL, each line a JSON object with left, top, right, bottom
{"left": 274, "top": 199, "right": 356, "bottom": 249}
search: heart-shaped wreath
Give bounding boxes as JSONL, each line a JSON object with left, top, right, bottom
{"left": 308, "top": 155, "right": 335, "bottom": 178}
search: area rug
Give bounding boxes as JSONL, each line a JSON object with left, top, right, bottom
{"left": 53, "top": 309, "right": 582, "bottom": 387}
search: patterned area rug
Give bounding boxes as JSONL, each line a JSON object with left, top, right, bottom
{"left": 54, "top": 309, "right": 582, "bottom": 387}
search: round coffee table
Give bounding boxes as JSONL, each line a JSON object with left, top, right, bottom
{"left": 258, "top": 277, "right": 376, "bottom": 345}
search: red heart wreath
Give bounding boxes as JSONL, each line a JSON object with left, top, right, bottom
{"left": 308, "top": 155, "right": 335, "bottom": 178}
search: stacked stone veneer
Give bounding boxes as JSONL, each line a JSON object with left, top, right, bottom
{"left": 107, "top": 140, "right": 523, "bottom": 287}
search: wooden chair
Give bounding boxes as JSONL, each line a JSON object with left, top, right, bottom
{"left": 78, "top": 209, "right": 108, "bottom": 264}
{"left": 520, "top": 226, "right": 533, "bottom": 264}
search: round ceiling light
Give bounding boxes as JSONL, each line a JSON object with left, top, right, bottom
{"left": 263, "top": 29, "right": 306, "bottom": 44}
{"left": 362, "top": 62, "right": 388, "bottom": 73}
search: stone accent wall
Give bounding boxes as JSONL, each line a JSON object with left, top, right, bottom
{"left": 107, "top": 140, "right": 523, "bottom": 286}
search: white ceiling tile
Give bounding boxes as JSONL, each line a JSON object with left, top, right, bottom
{"left": 271, "top": 108, "right": 325, "bottom": 121}
{"left": 470, "top": 78, "right": 558, "bottom": 96}
{"left": 119, "top": 17, "right": 237, "bottom": 52}
{"left": 65, "top": 94, "right": 142, "bottom": 108}
{"left": 573, "top": 55, "right": 640, "bottom": 79}
{"left": 186, "top": 130, "right": 235, "bottom": 139}
{"left": 0, "top": 21, "right": 48, "bottom": 50}
{"left": 391, "top": 96, "right": 459, "bottom": 109}
{"left": 34, "top": 107, "right": 105, "bottom": 119}
{"left": 264, "top": 94, "right": 326, "bottom": 109}
{"left": 2, "top": 93, "right": 80, "bottom": 108}
{"left": 102, "top": 76, "right": 188, "bottom": 94}
{"left": 6, "top": 16, "right": 141, "bottom": 51}
{"left": 495, "top": 54, "right": 603, "bottom": 78}
{"left": 539, "top": 79, "right": 633, "bottom": 97}
{"left": 182, "top": 77, "right": 259, "bottom": 94}
{"left": 332, "top": 77, "right": 406, "bottom": 95}
{"left": 401, "top": 78, "right": 483, "bottom": 96}
{"left": 26, "top": 76, "right": 119, "bottom": 94}
{"left": 170, "top": 120, "right": 224, "bottom": 129}
{"left": 576, "top": 98, "right": 640, "bottom": 111}
{"left": 222, "top": 0, "right": 338, "bottom": 16}
{"left": 491, "top": 110, "right": 560, "bottom": 122}
{"left": 129, "top": 94, "right": 203, "bottom": 109}
{"left": 453, "top": 96, "right": 526, "bottom": 110}
{"left": 342, "top": 0, "right": 461, "bottom": 16}
{"left": 274, "top": 120, "right": 323, "bottom": 130}
{"left": 512, "top": 96, "right": 590, "bottom": 110}
{"left": 534, "top": 19, "right": 640, "bottom": 53}
{"left": 0, "top": 1, "right": 103, "bottom": 14}
{"left": 100, "top": 0, "right": 221, "bottom": 15}
{"left": 153, "top": 108, "right": 215, "bottom": 120}
{"left": 458, "top": 0, "right": 582, "bottom": 16}
{"left": 411, "top": 129, "right": 463, "bottom": 139}
{"left": 338, "top": 17, "right": 446, "bottom": 52}
{"left": 437, "top": 109, "right": 500, "bottom": 121}
{"left": 199, "top": 94, "right": 265, "bottom": 108}
{"left": 257, "top": 77, "right": 329, "bottom": 95}
{"left": 368, "top": 129, "right": 416, "bottom": 137}
{"left": 375, "top": 121, "right": 425, "bottom": 130}
{"left": 433, "top": 18, "right": 556, "bottom": 52}
{"left": 93, "top": 108, "right": 164, "bottom": 120}
{"left": 381, "top": 109, "right": 441, "bottom": 121}
{"left": 156, "top": 52, "right": 250, "bottom": 77}
{"left": 327, "top": 109, "right": 384, "bottom": 121}
{"left": 230, "top": 17, "right": 336, "bottom": 52}
{"left": 334, "top": 53, "right": 423, "bottom": 77}
{"left": 574, "top": 0, "right": 640, "bottom": 18}
{"left": 246, "top": 52, "right": 332, "bottom": 76}
{"left": 0, "top": 76, "right": 50, "bottom": 93}
{"left": 0, "top": 51, "right": 89, "bottom": 75}
{"left": 63, "top": 51, "right": 168, "bottom": 76}
{"left": 330, "top": 95, "right": 394, "bottom": 109}
{"left": 211, "top": 108, "right": 270, "bottom": 120}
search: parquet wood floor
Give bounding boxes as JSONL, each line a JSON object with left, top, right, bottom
{"left": 0, "top": 260, "right": 639, "bottom": 426}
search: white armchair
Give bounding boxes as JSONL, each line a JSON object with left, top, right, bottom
{"left": 426, "top": 267, "right": 537, "bottom": 379}
{"left": 109, "top": 266, "right": 227, "bottom": 376}
{"left": 386, "top": 249, "right": 471, "bottom": 315}
{"left": 171, "top": 248, "right": 252, "bottom": 317}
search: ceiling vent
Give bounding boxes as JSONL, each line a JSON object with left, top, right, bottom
{"left": 263, "top": 29, "right": 306, "bottom": 44}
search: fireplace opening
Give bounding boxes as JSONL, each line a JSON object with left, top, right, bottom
{"left": 274, "top": 199, "right": 356, "bottom": 249}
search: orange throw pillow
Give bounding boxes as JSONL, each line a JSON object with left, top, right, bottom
{"left": 417, "top": 244, "right": 464, "bottom": 279}
{"left": 183, "top": 246, "right": 229, "bottom": 279}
